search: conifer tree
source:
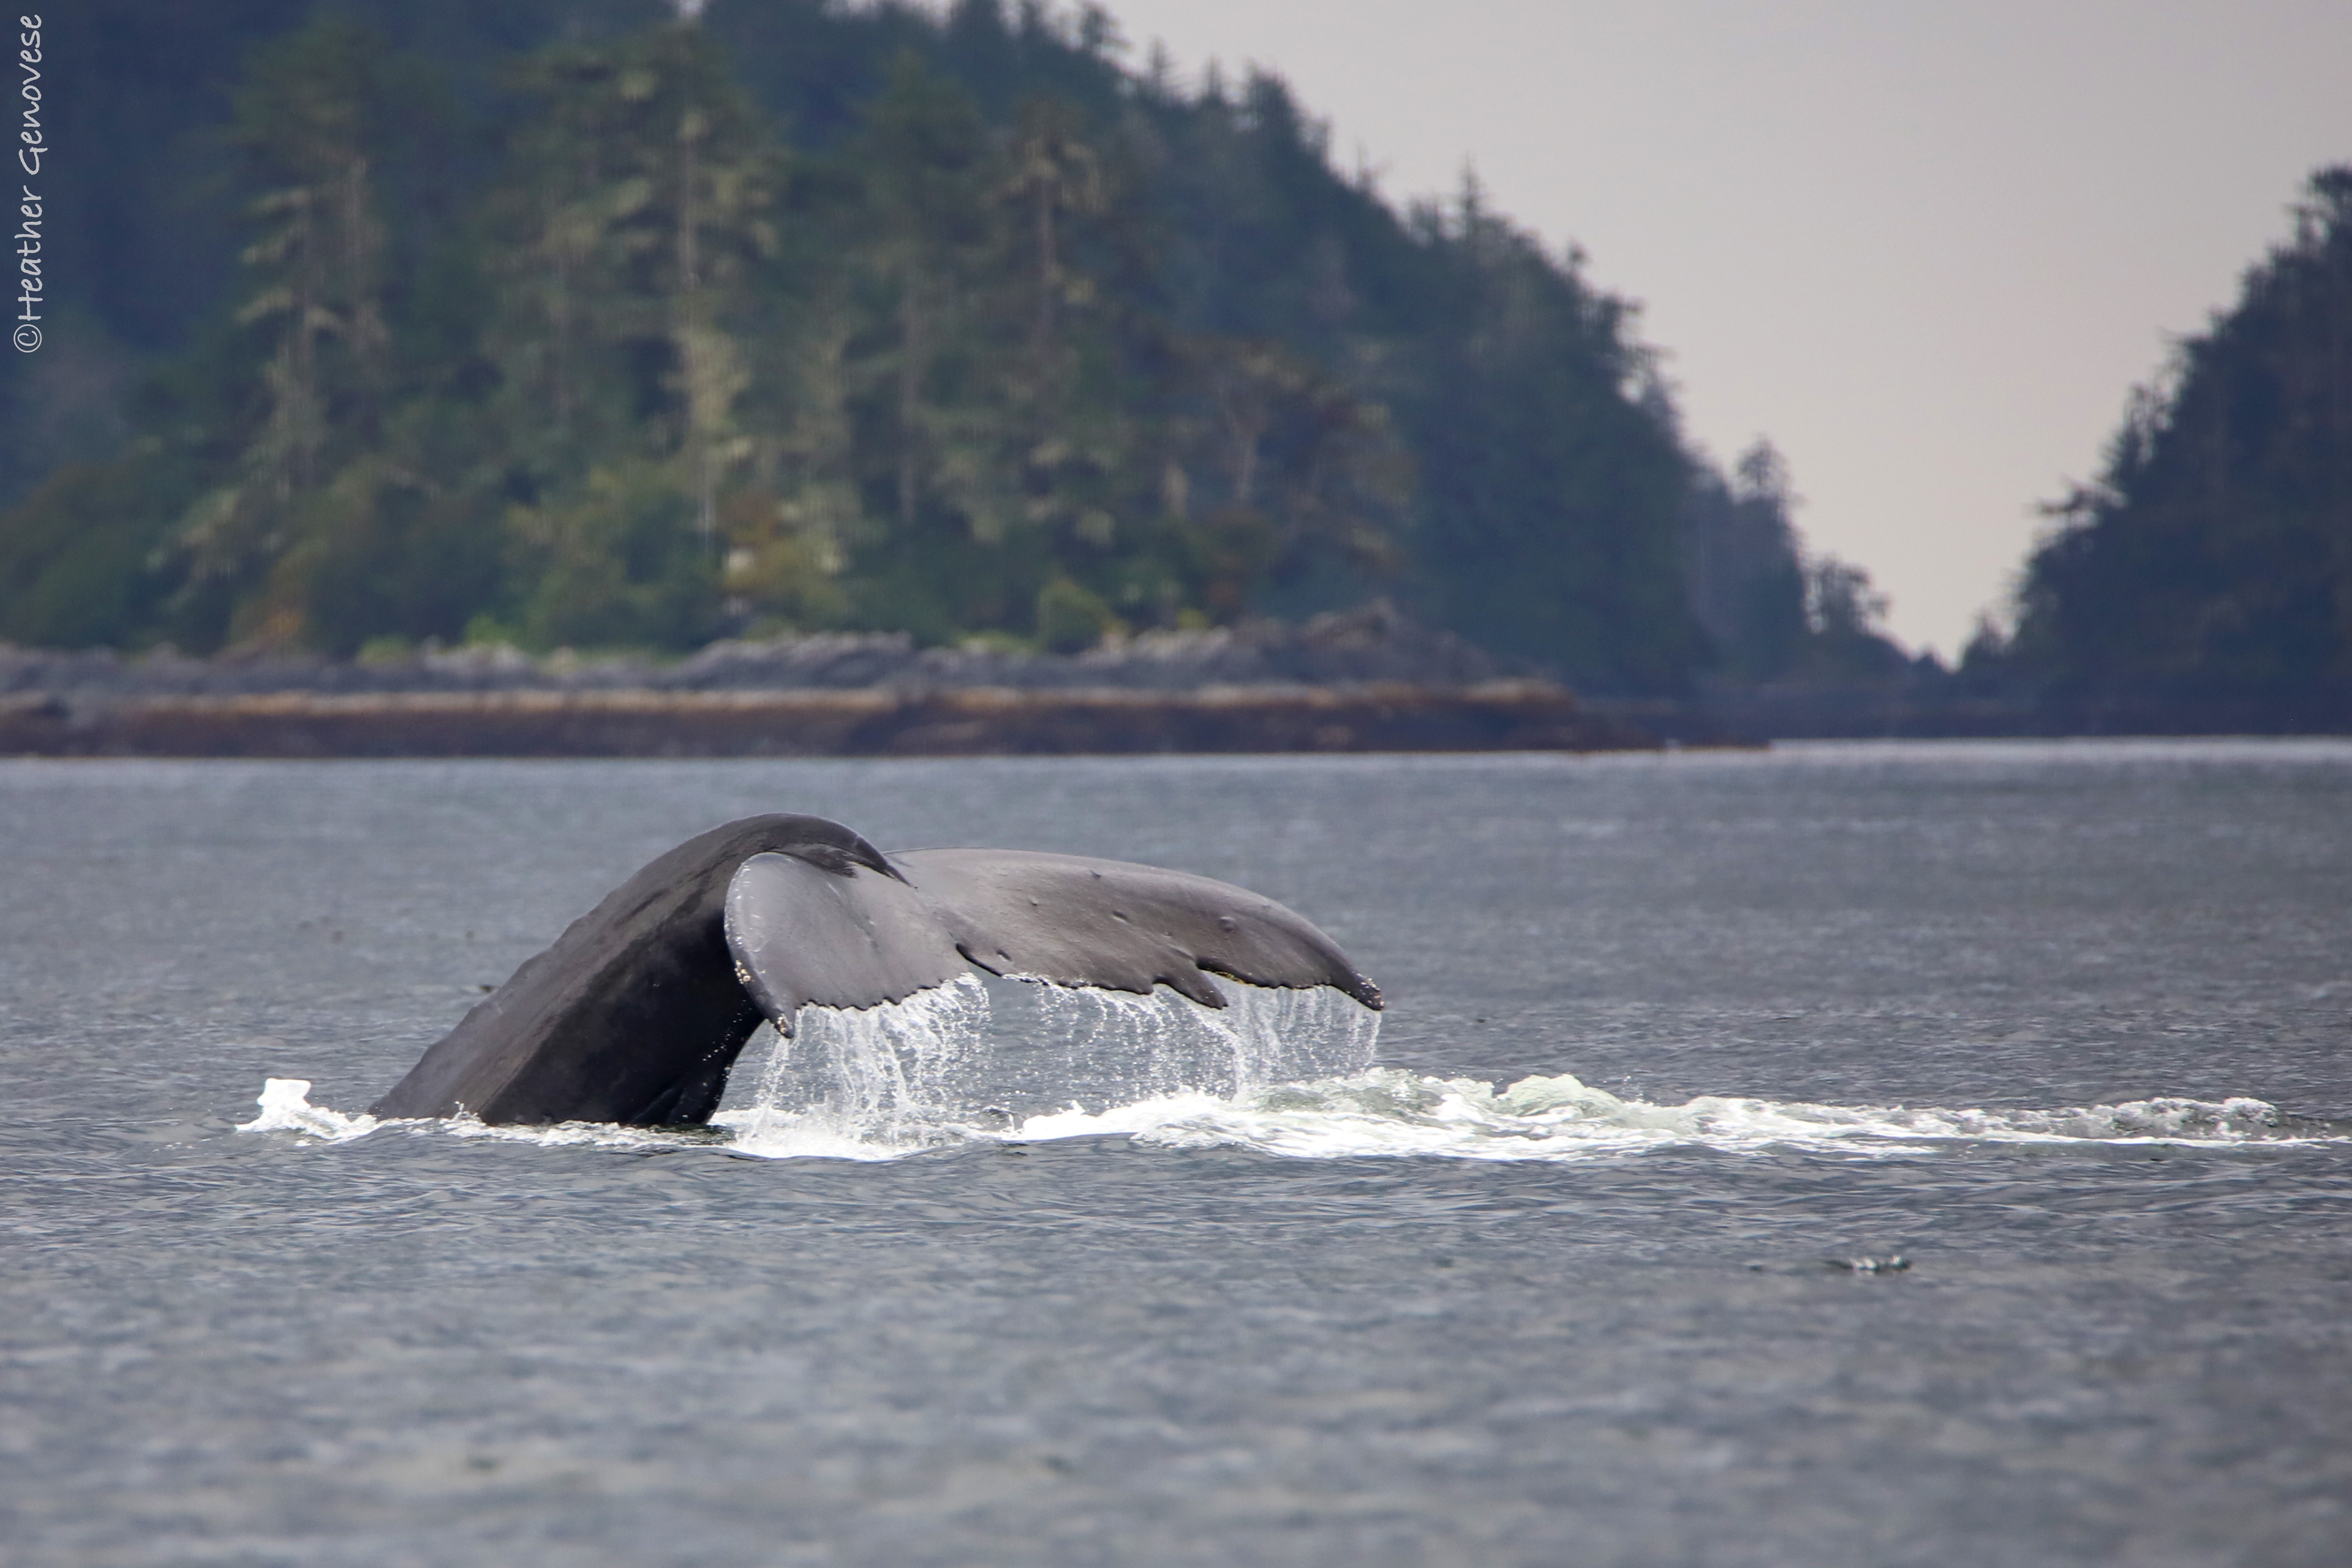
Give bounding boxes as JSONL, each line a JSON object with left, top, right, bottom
{"left": 168, "top": 17, "right": 402, "bottom": 647}
{"left": 490, "top": 17, "right": 779, "bottom": 649}
{"left": 2014, "top": 166, "right": 2352, "bottom": 698}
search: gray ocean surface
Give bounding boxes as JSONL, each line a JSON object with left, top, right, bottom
{"left": 4, "top": 742, "right": 2350, "bottom": 1566}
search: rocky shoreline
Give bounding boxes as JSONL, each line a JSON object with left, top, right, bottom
{"left": 0, "top": 680, "right": 1649, "bottom": 758}
{"left": 0, "top": 608, "right": 1657, "bottom": 757}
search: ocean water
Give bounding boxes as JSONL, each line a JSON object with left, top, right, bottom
{"left": 4, "top": 742, "right": 2350, "bottom": 1566}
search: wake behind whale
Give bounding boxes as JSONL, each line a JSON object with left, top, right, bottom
{"left": 244, "top": 973, "right": 2334, "bottom": 1164}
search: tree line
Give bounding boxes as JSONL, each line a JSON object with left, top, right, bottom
{"left": 0, "top": 0, "right": 1902, "bottom": 695}
{"left": 1983, "top": 167, "right": 2352, "bottom": 701}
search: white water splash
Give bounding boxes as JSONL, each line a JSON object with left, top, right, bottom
{"left": 993, "top": 1070, "right": 2316, "bottom": 1163}
{"left": 236, "top": 1078, "right": 379, "bottom": 1141}
{"left": 236, "top": 989, "right": 2339, "bottom": 1163}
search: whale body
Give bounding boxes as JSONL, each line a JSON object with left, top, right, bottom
{"left": 370, "top": 814, "right": 1381, "bottom": 1126}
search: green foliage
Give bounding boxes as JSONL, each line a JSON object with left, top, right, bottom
{"left": 512, "top": 463, "right": 722, "bottom": 651}
{"left": 1393, "top": 183, "right": 1700, "bottom": 691}
{"left": 1035, "top": 575, "right": 1120, "bottom": 653}
{"left": 490, "top": 24, "right": 779, "bottom": 486}
{"left": 288, "top": 458, "right": 513, "bottom": 657}
{"left": 2, "top": 0, "right": 1724, "bottom": 692}
{"left": 2012, "top": 167, "right": 2352, "bottom": 697}
{"left": 159, "top": 15, "right": 412, "bottom": 646}
{"left": 1685, "top": 439, "right": 1912, "bottom": 685}
{"left": 0, "top": 459, "right": 181, "bottom": 648}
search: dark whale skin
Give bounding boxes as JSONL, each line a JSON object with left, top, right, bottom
{"left": 369, "top": 815, "right": 894, "bottom": 1127}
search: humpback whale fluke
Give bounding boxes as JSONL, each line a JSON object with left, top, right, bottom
{"left": 369, "top": 814, "right": 1381, "bottom": 1128}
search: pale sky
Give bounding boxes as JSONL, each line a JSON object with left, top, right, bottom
{"left": 1096, "top": 0, "right": 2352, "bottom": 657}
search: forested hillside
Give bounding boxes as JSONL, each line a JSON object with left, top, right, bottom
{"left": 1, "top": 0, "right": 1886, "bottom": 695}
{"left": 2000, "top": 167, "right": 2352, "bottom": 700}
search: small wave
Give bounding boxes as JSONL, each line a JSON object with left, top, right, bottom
{"left": 237, "top": 1069, "right": 2339, "bottom": 1164}
{"left": 915, "top": 1071, "right": 2323, "bottom": 1164}
{"left": 236, "top": 1078, "right": 379, "bottom": 1142}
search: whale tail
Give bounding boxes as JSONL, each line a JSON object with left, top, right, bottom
{"left": 723, "top": 845, "right": 1382, "bottom": 1037}
{"left": 372, "top": 815, "right": 1379, "bottom": 1129}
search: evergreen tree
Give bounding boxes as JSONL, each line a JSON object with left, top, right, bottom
{"left": 164, "top": 17, "right": 404, "bottom": 648}
{"left": 489, "top": 17, "right": 780, "bottom": 649}
{"left": 1397, "top": 179, "right": 1699, "bottom": 692}
{"left": 1685, "top": 440, "right": 1809, "bottom": 682}
{"left": 2013, "top": 167, "right": 2352, "bottom": 698}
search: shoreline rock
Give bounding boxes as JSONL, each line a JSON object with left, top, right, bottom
{"left": 0, "top": 680, "right": 1654, "bottom": 758}
{"left": 0, "top": 603, "right": 1527, "bottom": 705}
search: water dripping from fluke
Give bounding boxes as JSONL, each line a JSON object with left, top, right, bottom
{"left": 714, "top": 974, "right": 1384, "bottom": 1159}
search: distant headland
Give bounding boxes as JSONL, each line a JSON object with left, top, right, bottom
{"left": 2, "top": 3, "right": 2345, "bottom": 739}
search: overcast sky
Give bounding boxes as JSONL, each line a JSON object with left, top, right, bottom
{"left": 1095, "top": 0, "right": 2352, "bottom": 657}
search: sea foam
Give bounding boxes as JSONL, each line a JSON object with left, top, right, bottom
{"left": 235, "top": 977, "right": 2336, "bottom": 1164}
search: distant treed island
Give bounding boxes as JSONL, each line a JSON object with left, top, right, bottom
{"left": 0, "top": 0, "right": 1896, "bottom": 699}
{"left": 0, "top": 0, "right": 2346, "bottom": 739}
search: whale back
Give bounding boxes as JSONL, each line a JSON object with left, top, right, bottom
{"left": 369, "top": 814, "right": 894, "bottom": 1126}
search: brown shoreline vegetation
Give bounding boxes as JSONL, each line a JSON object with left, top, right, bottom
{"left": 0, "top": 680, "right": 1656, "bottom": 759}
